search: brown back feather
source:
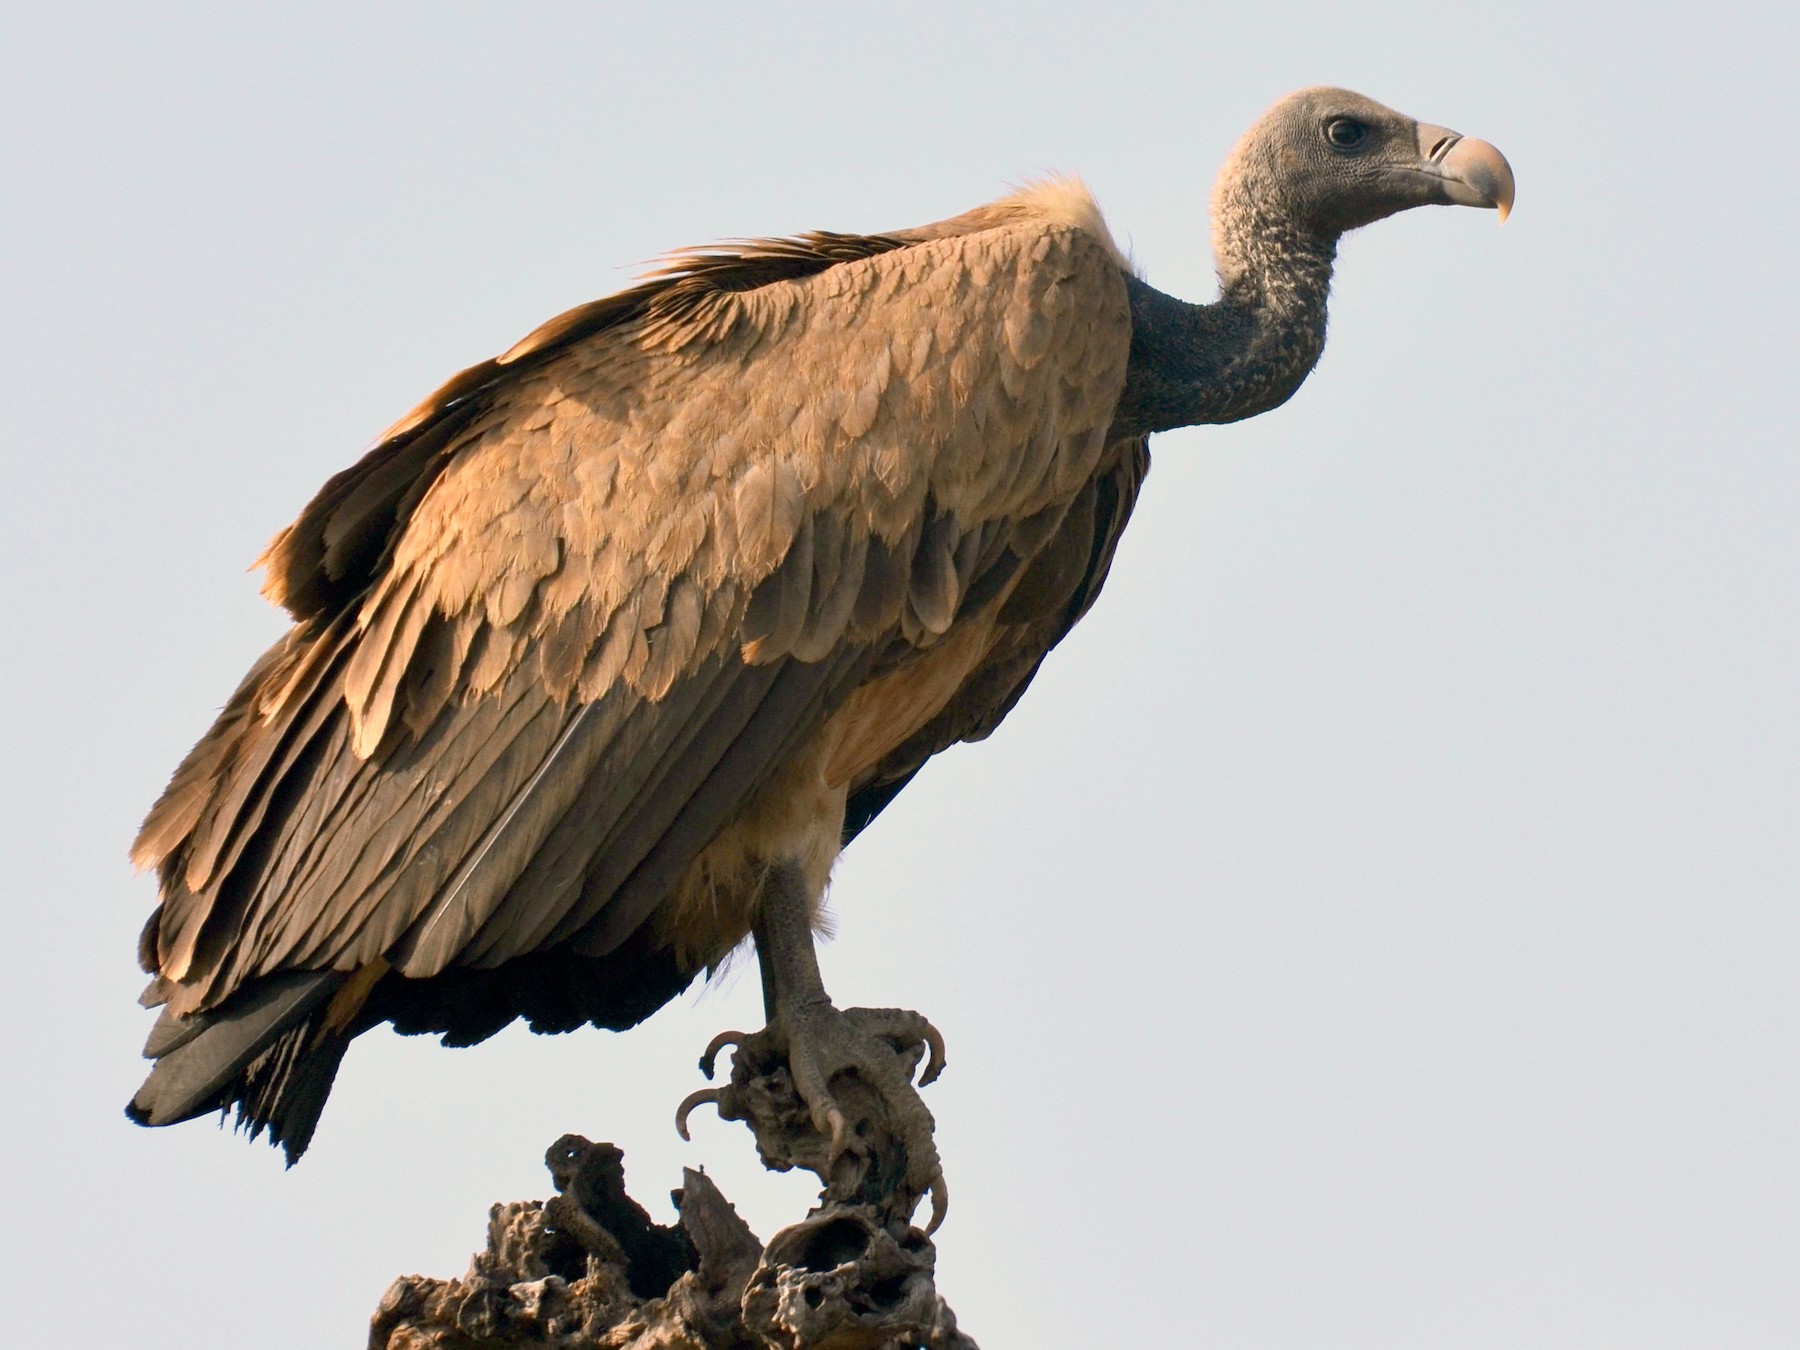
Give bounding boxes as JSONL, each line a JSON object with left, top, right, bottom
{"left": 254, "top": 233, "right": 911, "bottom": 624}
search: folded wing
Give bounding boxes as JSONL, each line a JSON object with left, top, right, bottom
{"left": 130, "top": 191, "right": 1134, "bottom": 1151}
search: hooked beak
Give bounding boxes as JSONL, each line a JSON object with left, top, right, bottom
{"left": 1414, "top": 123, "right": 1516, "bottom": 222}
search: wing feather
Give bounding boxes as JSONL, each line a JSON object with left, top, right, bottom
{"left": 792, "top": 516, "right": 867, "bottom": 663}
{"left": 569, "top": 644, "right": 874, "bottom": 958}
{"left": 904, "top": 512, "right": 959, "bottom": 639}
{"left": 452, "top": 657, "right": 752, "bottom": 967}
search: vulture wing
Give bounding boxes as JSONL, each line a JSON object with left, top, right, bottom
{"left": 130, "top": 186, "right": 1134, "bottom": 1152}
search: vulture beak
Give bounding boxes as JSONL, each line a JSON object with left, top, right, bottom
{"left": 1414, "top": 123, "right": 1516, "bottom": 222}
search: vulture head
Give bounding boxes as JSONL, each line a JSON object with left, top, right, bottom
{"left": 1114, "top": 87, "right": 1512, "bottom": 433}
{"left": 1214, "top": 86, "right": 1514, "bottom": 244}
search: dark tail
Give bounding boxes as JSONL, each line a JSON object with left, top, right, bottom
{"left": 126, "top": 971, "right": 350, "bottom": 1163}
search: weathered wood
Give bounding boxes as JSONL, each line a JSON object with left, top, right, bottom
{"left": 368, "top": 1134, "right": 976, "bottom": 1350}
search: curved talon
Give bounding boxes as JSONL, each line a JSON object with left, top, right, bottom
{"left": 917, "top": 1023, "right": 948, "bottom": 1087}
{"left": 925, "top": 1173, "right": 949, "bottom": 1235}
{"left": 699, "top": 1029, "right": 747, "bottom": 1079}
{"left": 675, "top": 1087, "right": 722, "bottom": 1141}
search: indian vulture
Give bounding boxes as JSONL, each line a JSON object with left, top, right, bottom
{"left": 128, "top": 88, "right": 1513, "bottom": 1226}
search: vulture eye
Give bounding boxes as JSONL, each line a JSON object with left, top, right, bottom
{"left": 1325, "top": 117, "right": 1369, "bottom": 149}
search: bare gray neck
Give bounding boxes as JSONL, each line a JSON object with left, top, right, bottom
{"left": 1109, "top": 215, "right": 1338, "bottom": 439}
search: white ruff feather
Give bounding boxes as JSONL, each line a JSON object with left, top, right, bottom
{"left": 997, "top": 176, "right": 1129, "bottom": 271}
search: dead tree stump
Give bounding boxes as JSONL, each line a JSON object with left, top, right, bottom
{"left": 368, "top": 1134, "right": 977, "bottom": 1350}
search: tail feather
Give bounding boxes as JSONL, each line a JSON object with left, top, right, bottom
{"left": 127, "top": 970, "right": 347, "bottom": 1162}
{"left": 235, "top": 1008, "right": 356, "bottom": 1161}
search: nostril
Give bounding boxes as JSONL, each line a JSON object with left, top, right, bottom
{"left": 1428, "top": 133, "right": 1461, "bottom": 163}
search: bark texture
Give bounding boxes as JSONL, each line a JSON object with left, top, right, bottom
{"left": 368, "top": 1133, "right": 976, "bottom": 1350}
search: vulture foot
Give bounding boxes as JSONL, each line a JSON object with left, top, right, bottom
{"left": 678, "top": 1005, "right": 948, "bottom": 1234}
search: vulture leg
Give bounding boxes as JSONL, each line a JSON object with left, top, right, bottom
{"left": 680, "top": 859, "right": 949, "bottom": 1232}
{"left": 754, "top": 859, "right": 949, "bottom": 1227}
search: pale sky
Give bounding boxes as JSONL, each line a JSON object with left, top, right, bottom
{"left": 4, "top": 3, "right": 1797, "bottom": 1347}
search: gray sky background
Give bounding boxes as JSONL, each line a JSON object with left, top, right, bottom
{"left": 3, "top": 3, "right": 1796, "bottom": 1346}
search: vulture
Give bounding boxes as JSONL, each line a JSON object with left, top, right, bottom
{"left": 128, "top": 89, "right": 1512, "bottom": 1222}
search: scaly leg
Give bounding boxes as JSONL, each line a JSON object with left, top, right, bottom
{"left": 677, "top": 859, "right": 948, "bottom": 1231}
